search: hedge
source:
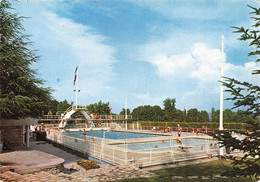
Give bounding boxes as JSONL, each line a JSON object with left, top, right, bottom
{"left": 136, "top": 121, "right": 249, "bottom": 130}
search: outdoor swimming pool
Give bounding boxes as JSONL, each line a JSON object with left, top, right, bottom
{"left": 64, "top": 130, "right": 158, "bottom": 140}
{"left": 116, "top": 138, "right": 218, "bottom": 152}
{"left": 49, "top": 129, "right": 219, "bottom": 167}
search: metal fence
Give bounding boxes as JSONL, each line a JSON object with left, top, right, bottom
{"left": 47, "top": 129, "right": 220, "bottom": 168}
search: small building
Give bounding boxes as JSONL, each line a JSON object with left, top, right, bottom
{"left": 0, "top": 118, "right": 38, "bottom": 149}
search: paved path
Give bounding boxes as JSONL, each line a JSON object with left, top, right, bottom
{"left": 0, "top": 149, "right": 64, "bottom": 174}
{"left": 29, "top": 141, "right": 83, "bottom": 169}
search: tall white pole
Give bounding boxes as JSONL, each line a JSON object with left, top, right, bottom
{"left": 220, "top": 35, "right": 224, "bottom": 131}
{"left": 76, "top": 68, "right": 79, "bottom": 109}
{"left": 125, "top": 98, "right": 128, "bottom": 130}
{"left": 219, "top": 35, "right": 224, "bottom": 156}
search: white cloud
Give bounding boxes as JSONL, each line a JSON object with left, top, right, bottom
{"left": 141, "top": 42, "right": 224, "bottom": 82}
{"left": 17, "top": 5, "right": 117, "bottom": 103}
{"left": 138, "top": 38, "right": 259, "bottom": 111}
{"left": 150, "top": 53, "right": 193, "bottom": 78}
{"left": 43, "top": 12, "right": 116, "bottom": 99}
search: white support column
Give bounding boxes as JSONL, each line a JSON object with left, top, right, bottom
{"left": 150, "top": 149, "right": 152, "bottom": 164}
{"left": 125, "top": 98, "right": 128, "bottom": 130}
{"left": 26, "top": 125, "right": 30, "bottom": 147}
{"left": 219, "top": 35, "right": 225, "bottom": 156}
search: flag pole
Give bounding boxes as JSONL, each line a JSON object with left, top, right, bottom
{"left": 76, "top": 67, "right": 78, "bottom": 109}
{"left": 219, "top": 35, "right": 224, "bottom": 156}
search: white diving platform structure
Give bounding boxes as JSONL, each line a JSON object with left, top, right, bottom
{"left": 58, "top": 106, "right": 92, "bottom": 128}
{"left": 38, "top": 105, "right": 132, "bottom": 129}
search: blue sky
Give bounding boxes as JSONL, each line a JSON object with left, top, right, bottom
{"left": 12, "top": 0, "right": 259, "bottom": 114}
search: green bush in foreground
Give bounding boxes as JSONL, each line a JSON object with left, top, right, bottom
{"left": 76, "top": 160, "right": 100, "bottom": 170}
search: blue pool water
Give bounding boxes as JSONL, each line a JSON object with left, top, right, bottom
{"left": 64, "top": 130, "right": 158, "bottom": 140}
{"left": 116, "top": 139, "right": 218, "bottom": 152}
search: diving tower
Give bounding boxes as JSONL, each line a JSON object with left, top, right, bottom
{"left": 38, "top": 106, "right": 132, "bottom": 128}
{"left": 58, "top": 106, "right": 92, "bottom": 128}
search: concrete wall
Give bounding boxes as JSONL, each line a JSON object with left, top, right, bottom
{"left": 0, "top": 126, "right": 24, "bottom": 146}
{"left": 0, "top": 118, "right": 37, "bottom": 147}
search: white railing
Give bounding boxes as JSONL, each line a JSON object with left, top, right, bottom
{"left": 42, "top": 124, "right": 60, "bottom": 128}
{"left": 65, "top": 123, "right": 86, "bottom": 129}
{"left": 46, "top": 129, "right": 221, "bottom": 168}
{"left": 41, "top": 115, "right": 62, "bottom": 120}
{"left": 47, "top": 130, "right": 133, "bottom": 165}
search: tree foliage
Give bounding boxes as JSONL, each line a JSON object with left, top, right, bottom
{"left": 163, "top": 98, "right": 176, "bottom": 112}
{"left": 213, "top": 5, "right": 260, "bottom": 179}
{"left": 0, "top": 0, "right": 52, "bottom": 119}
{"left": 211, "top": 109, "right": 252, "bottom": 123}
{"left": 87, "top": 100, "right": 110, "bottom": 115}
{"left": 132, "top": 105, "right": 164, "bottom": 121}
{"left": 187, "top": 108, "right": 200, "bottom": 122}
{"left": 119, "top": 108, "right": 131, "bottom": 115}
{"left": 57, "top": 99, "right": 71, "bottom": 112}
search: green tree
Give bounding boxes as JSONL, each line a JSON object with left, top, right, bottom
{"left": 211, "top": 108, "right": 216, "bottom": 122}
{"left": 132, "top": 105, "right": 150, "bottom": 121}
{"left": 132, "top": 105, "right": 165, "bottom": 121}
{"left": 87, "top": 100, "right": 110, "bottom": 115}
{"left": 163, "top": 98, "right": 176, "bottom": 112}
{"left": 0, "top": 1, "right": 52, "bottom": 119}
{"left": 163, "top": 98, "right": 177, "bottom": 121}
{"left": 233, "top": 110, "right": 253, "bottom": 123}
{"left": 187, "top": 108, "right": 200, "bottom": 122}
{"left": 44, "top": 99, "right": 59, "bottom": 115}
{"left": 213, "top": 5, "right": 260, "bottom": 179}
{"left": 212, "top": 109, "right": 220, "bottom": 122}
{"left": 223, "top": 109, "right": 235, "bottom": 123}
{"left": 119, "top": 108, "right": 131, "bottom": 115}
{"left": 199, "top": 110, "right": 210, "bottom": 122}
{"left": 151, "top": 105, "right": 164, "bottom": 121}
{"left": 57, "top": 100, "right": 71, "bottom": 112}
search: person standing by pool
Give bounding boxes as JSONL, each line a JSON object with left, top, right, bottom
{"left": 177, "top": 123, "right": 182, "bottom": 136}
{"left": 176, "top": 133, "right": 182, "bottom": 144}
{"left": 202, "top": 125, "right": 205, "bottom": 135}
{"left": 83, "top": 129, "right": 87, "bottom": 140}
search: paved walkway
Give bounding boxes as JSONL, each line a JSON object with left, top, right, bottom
{"left": 0, "top": 149, "right": 64, "bottom": 174}
{"left": 29, "top": 141, "right": 82, "bottom": 169}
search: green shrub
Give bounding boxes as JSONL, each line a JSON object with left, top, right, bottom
{"left": 76, "top": 160, "right": 100, "bottom": 170}
{"left": 137, "top": 121, "right": 249, "bottom": 130}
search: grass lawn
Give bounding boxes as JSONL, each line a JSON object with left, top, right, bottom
{"left": 116, "top": 159, "right": 254, "bottom": 182}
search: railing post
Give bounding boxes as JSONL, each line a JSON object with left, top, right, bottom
{"left": 150, "top": 149, "right": 152, "bottom": 164}
{"left": 64, "top": 136, "right": 66, "bottom": 148}
{"left": 113, "top": 147, "right": 115, "bottom": 163}
{"left": 94, "top": 143, "right": 96, "bottom": 156}
{"left": 125, "top": 151, "right": 127, "bottom": 165}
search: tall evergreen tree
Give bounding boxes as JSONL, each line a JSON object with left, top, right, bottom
{"left": 0, "top": 1, "right": 52, "bottom": 119}
{"left": 213, "top": 5, "right": 260, "bottom": 179}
